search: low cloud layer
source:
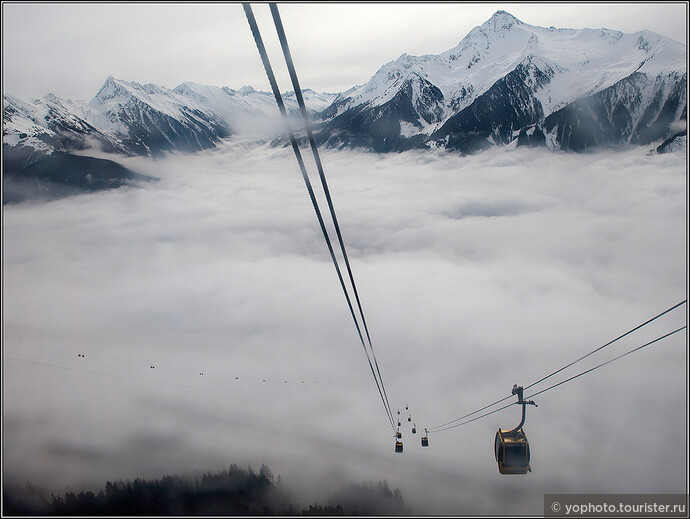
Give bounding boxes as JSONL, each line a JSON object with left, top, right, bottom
{"left": 3, "top": 141, "right": 687, "bottom": 514}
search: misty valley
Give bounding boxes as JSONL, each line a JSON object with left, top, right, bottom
{"left": 3, "top": 142, "right": 686, "bottom": 515}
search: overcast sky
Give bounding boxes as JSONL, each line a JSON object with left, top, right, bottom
{"left": 3, "top": 140, "right": 687, "bottom": 514}
{"left": 2, "top": 2, "right": 688, "bottom": 101}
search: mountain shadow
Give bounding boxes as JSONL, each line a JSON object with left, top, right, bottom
{"left": 3, "top": 151, "right": 157, "bottom": 204}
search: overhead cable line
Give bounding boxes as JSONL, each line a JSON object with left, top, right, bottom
{"left": 268, "top": 1, "right": 394, "bottom": 431}
{"left": 3, "top": 337, "right": 330, "bottom": 385}
{"left": 428, "top": 325, "right": 686, "bottom": 434}
{"left": 243, "top": 3, "right": 395, "bottom": 431}
{"left": 524, "top": 299, "right": 687, "bottom": 391}
{"left": 3, "top": 355, "right": 326, "bottom": 395}
{"left": 430, "top": 401, "right": 517, "bottom": 433}
{"left": 428, "top": 300, "right": 686, "bottom": 432}
{"left": 524, "top": 326, "right": 686, "bottom": 400}
{"left": 426, "top": 393, "right": 514, "bottom": 433}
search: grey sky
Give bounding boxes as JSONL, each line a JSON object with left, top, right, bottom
{"left": 2, "top": 2, "right": 687, "bottom": 100}
{"left": 3, "top": 141, "right": 687, "bottom": 513}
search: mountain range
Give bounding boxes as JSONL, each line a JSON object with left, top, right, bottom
{"left": 317, "top": 10, "right": 686, "bottom": 152}
{"left": 3, "top": 10, "right": 686, "bottom": 202}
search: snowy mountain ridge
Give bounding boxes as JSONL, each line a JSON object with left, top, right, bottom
{"left": 3, "top": 76, "right": 338, "bottom": 159}
{"left": 3, "top": 9, "right": 686, "bottom": 173}
{"left": 325, "top": 9, "right": 685, "bottom": 144}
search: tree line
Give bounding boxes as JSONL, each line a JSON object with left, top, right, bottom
{"left": 3, "top": 463, "right": 406, "bottom": 515}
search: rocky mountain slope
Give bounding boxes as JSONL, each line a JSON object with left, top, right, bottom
{"left": 315, "top": 10, "right": 686, "bottom": 153}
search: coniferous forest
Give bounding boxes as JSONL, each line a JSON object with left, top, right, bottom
{"left": 3, "top": 463, "right": 406, "bottom": 516}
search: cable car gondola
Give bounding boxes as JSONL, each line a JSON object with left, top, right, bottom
{"left": 494, "top": 385, "right": 537, "bottom": 475}
{"left": 395, "top": 440, "right": 403, "bottom": 453}
{"left": 421, "top": 429, "right": 429, "bottom": 447}
{"left": 495, "top": 428, "right": 531, "bottom": 474}
{"left": 412, "top": 423, "right": 417, "bottom": 434}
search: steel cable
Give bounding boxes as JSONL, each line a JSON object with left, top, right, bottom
{"left": 428, "top": 325, "right": 686, "bottom": 434}
{"left": 427, "top": 300, "right": 686, "bottom": 432}
{"left": 243, "top": 3, "right": 395, "bottom": 431}
{"left": 267, "top": 2, "right": 394, "bottom": 429}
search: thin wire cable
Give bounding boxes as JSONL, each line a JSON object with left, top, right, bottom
{"left": 267, "top": 2, "right": 394, "bottom": 425}
{"left": 524, "top": 300, "right": 686, "bottom": 391}
{"left": 243, "top": 3, "right": 395, "bottom": 431}
{"left": 3, "top": 336, "right": 329, "bottom": 385}
{"left": 524, "top": 326, "right": 686, "bottom": 401}
{"left": 427, "top": 300, "right": 686, "bottom": 432}
{"left": 427, "top": 393, "right": 514, "bottom": 432}
{"left": 429, "top": 326, "right": 686, "bottom": 434}
{"left": 431, "top": 401, "right": 517, "bottom": 433}
{"left": 3, "top": 356, "right": 325, "bottom": 395}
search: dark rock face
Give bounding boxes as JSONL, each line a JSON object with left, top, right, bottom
{"left": 630, "top": 73, "right": 686, "bottom": 145}
{"left": 3, "top": 151, "right": 157, "bottom": 204}
{"left": 516, "top": 126, "right": 546, "bottom": 148}
{"left": 317, "top": 67, "right": 685, "bottom": 155}
{"left": 543, "top": 72, "right": 687, "bottom": 151}
{"left": 430, "top": 58, "right": 554, "bottom": 152}
{"left": 110, "top": 98, "right": 232, "bottom": 157}
{"left": 317, "top": 74, "right": 444, "bottom": 152}
{"left": 655, "top": 129, "right": 687, "bottom": 154}
{"left": 543, "top": 96, "right": 621, "bottom": 151}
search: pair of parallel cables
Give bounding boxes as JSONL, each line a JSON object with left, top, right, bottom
{"left": 243, "top": 4, "right": 396, "bottom": 432}
{"left": 426, "top": 300, "right": 687, "bottom": 434}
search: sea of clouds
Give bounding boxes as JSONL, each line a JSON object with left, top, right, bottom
{"left": 3, "top": 140, "right": 687, "bottom": 514}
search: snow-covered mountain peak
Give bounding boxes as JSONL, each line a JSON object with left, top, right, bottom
{"left": 43, "top": 93, "right": 60, "bottom": 104}
{"left": 93, "top": 75, "right": 127, "bottom": 103}
{"left": 483, "top": 10, "right": 524, "bottom": 33}
{"left": 342, "top": 11, "right": 541, "bottom": 111}
{"left": 596, "top": 27, "right": 624, "bottom": 44}
{"left": 88, "top": 77, "right": 180, "bottom": 130}
{"left": 93, "top": 76, "right": 166, "bottom": 103}
{"left": 631, "top": 29, "right": 687, "bottom": 75}
{"left": 313, "top": 9, "right": 685, "bottom": 153}
{"left": 173, "top": 81, "right": 213, "bottom": 103}
{"left": 449, "top": 10, "right": 529, "bottom": 52}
